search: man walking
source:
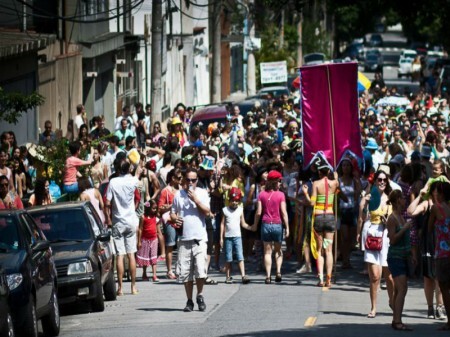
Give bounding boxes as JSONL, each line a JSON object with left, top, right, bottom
{"left": 105, "top": 159, "right": 141, "bottom": 295}
{"left": 171, "top": 168, "right": 211, "bottom": 312}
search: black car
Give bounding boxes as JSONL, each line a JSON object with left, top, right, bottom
{"left": 0, "top": 268, "right": 14, "bottom": 337}
{"left": 364, "top": 51, "right": 383, "bottom": 72}
{"left": 0, "top": 209, "right": 60, "bottom": 337}
{"left": 28, "top": 202, "right": 116, "bottom": 312}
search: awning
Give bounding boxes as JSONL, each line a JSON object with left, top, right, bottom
{"left": 79, "top": 32, "right": 125, "bottom": 58}
{"left": 0, "top": 30, "right": 56, "bottom": 59}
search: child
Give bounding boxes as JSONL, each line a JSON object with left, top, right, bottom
{"left": 220, "top": 187, "right": 256, "bottom": 284}
{"left": 136, "top": 200, "right": 162, "bottom": 282}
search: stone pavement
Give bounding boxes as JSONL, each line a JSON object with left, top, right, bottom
{"left": 59, "top": 250, "right": 448, "bottom": 337}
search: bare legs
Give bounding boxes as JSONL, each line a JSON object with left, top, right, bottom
{"left": 184, "top": 278, "right": 205, "bottom": 300}
{"left": 368, "top": 263, "right": 393, "bottom": 316}
{"left": 392, "top": 274, "right": 408, "bottom": 324}
{"left": 263, "top": 242, "right": 283, "bottom": 279}
{"left": 117, "top": 253, "right": 137, "bottom": 294}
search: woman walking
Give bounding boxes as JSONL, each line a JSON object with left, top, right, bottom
{"left": 358, "top": 170, "right": 394, "bottom": 318}
{"left": 253, "top": 170, "right": 289, "bottom": 284}
{"left": 302, "top": 155, "right": 342, "bottom": 287}
{"left": 386, "top": 190, "right": 415, "bottom": 331}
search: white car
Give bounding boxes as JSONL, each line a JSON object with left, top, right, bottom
{"left": 398, "top": 49, "right": 417, "bottom": 78}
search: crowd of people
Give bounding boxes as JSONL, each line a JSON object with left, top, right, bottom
{"left": 0, "top": 72, "right": 450, "bottom": 329}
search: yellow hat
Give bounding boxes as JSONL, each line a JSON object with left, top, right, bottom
{"left": 171, "top": 117, "right": 182, "bottom": 125}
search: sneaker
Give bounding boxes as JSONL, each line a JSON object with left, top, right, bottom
{"left": 436, "top": 305, "right": 447, "bottom": 320}
{"left": 184, "top": 299, "right": 194, "bottom": 312}
{"left": 428, "top": 306, "right": 435, "bottom": 319}
{"left": 296, "top": 264, "right": 312, "bottom": 274}
{"left": 196, "top": 295, "right": 206, "bottom": 312}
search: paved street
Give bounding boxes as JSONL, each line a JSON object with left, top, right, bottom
{"left": 58, "top": 252, "right": 447, "bottom": 337}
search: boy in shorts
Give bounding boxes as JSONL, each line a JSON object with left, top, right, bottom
{"left": 220, "top": 187, "right": 256, "bottom": 284}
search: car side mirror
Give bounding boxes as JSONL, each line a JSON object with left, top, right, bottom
{"left": 32, "top": 240, "right": 50, "bottom": 252}
{"left": 96, "top": 232, "right": 110, "bottom": 242}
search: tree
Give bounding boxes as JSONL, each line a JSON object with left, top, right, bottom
{"left": 0, "top": 87, "right": 45, "bottom": 124}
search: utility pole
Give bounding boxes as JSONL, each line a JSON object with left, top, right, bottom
{"left": 246, "top": 0, "right": 256, "bottom": 96}
{"left": 151, "top": 0, "right": 163, "bottom": 122}
{"left": 211, "top": 0, "right": 222, "bottom": 103}
{"left": 297, "top": 11, "right": 303, "bottom": 67}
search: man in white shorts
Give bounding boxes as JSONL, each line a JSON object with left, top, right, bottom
{"left": 171, "top": 168, "right": 210, "bottom": 312}
{"left": 105, "top": 159, "right": 141, "bottom": 296}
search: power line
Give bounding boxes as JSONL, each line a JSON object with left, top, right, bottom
{"left": 170, "top": 0, "right": 209, "bottom": 21}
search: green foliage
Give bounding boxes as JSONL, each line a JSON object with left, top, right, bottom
{"left": 302, "top": 19, "right": 330, "bottom": 57}
{"left": 0, "top": 87, "right": 45, "bottom": 124}
{"left": 35, "top": 139, "right": 70, "bottom": 188}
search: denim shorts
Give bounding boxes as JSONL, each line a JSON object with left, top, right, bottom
{"left": 387, "top": 257, "right": 410, "bottom": 278}
{"left": 63, "top": 182, "right": 79, "bottom": 194}
{"left": 261, "top": 223, "right": 283, "bottom": 243}
{"left": 164, "top": 223, "right": 178, "bottom": 247}
{"left": 224, "top": 237, "right": 244, "bottom": 262}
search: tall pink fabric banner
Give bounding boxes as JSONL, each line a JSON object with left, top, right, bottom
{"left": 300, "top": 62, "right": 362, "bottom": 168}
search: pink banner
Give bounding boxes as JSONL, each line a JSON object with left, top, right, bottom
{"left": 300, "top": 63, "right": 362, "bottom": 168}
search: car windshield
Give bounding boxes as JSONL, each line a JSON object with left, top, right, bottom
{"left": 404, "top": 53, "right": 416, "bottom": 59}
{"left": 0, "top": 215, "right": 20, "bottom": 251}
{"left": 367, "top": 55, "right": 378, "bottom": 61}
{"left": 30, "top": 209, "right": 91, "bottom": 242}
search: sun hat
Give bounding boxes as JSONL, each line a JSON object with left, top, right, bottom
{"left": 199, "top": 156, "right": 215, "bottom": 170}
{"left": 365, "top": 138, "right": 378, "bottom": 150}
{"left": 171, "top": 117, "right": 182, "bottom": 125}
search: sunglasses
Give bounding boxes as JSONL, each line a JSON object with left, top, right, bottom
{"left": 185, "top": 178, "right": 198, "bottom": 183}
{"left": 377, "top": 178, "right": 388, "bottom": 183}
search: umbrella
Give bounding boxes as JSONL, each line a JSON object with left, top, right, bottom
{"left": 358, "top": 72, "right": 371, "bottom": 92}
{"left": 293, "top": 71, "right": 371, "bottom": 92}
{"left": 375, "top": 96, "right": 411, "bottom": 107}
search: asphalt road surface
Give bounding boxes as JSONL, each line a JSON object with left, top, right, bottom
{"left": 55, "top": 250, "right": 448, "bottom": 337}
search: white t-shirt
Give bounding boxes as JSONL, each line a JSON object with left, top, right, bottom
{"left": 75, "top": 114, "right": 85, "bottom": 130}
{"left": 222, "top": 206, "right": 243, "bottom": 238}
{"left": 106, "top": 174, "right": 139, "bottom": 229}
{"left": 171, "top": 188, "right": 210, "bottom": 241}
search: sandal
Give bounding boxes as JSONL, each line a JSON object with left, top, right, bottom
{"left": 391, "top": 322, "right": 412, "bottom": 331}
{"left": 317, "top": 280, "right": 324, "bottom": 287}
{"left": 166, "top": 271, "right": 177, "bottom": 280}
{"left": 265, "top": 277, "right": 271, "bottom": 284}
{"left": 367, "top": 311, "right": 376, "bottom": 318}
{"left": 275, "top": 274, "right": 282, "bottom": 283}
{"left": 205, "top": 277, "right": 218, "bottom": 285}
{"left": 225, "top": 277, "right": 233, "bottom": 284}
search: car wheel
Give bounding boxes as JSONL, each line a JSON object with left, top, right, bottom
{"left": 41, "top": 289, "right": 60, "bottom": 336}
{"left": 17, "top": 295, "right": 38, "bottom": 337}
{"left": 103, "top": 269, "right": 117, "bottom": 301}
{"left": 91, "top": 274, "right": 105, "bottom": 312}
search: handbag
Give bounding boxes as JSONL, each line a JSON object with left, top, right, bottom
{"left": 365, "top": 234, "right": 383, "bottom": 251}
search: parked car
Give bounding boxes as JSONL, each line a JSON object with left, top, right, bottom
{"left": 190, "top": 99, "right": 268, "bottom": 131}
{"left": 0, "top": 209, "right": 60, "bottom": 336}
{"left": 398, "top": 49, "right": 417, "bottom": 78}
{"left": 303, "top": 53, "right": 326, "bottom": 66}
{"left": 28, "top": 201, "right": 116, "bottom": 312}
{"left": 342, "top": 43, "right": 364, "bottom": 61}
{"left": 256, "top": 86, "right": 290, "bottom": 99}
{"left": 364, "top": 50, "right": 383, "bottom": 72}
{"left": 369, "top": 34, "right": 383, "bottom": 47}
{"left": 0, "top": 268, "right": 14, "bottom": 337}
